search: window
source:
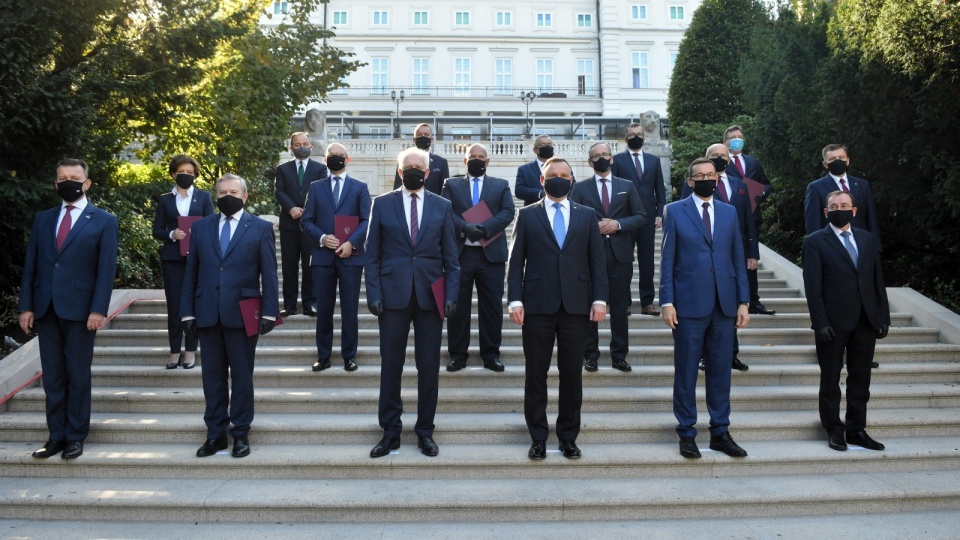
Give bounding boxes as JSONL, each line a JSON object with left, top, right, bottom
{"left": 496, "top": 11, "right": 512, "bottom": 26}
{"left": 493, "top": 127, "right": 516, "bottom": 141}
{"left": 330, "top": 75, "right": 349, "bottom": 95}
{"left": 332, "top": 11, "right": 347, "bottom": 25}
{"left": 577, "top": 60, "right": 594, "bottom": 95}
{"left": 371, "top": 57, "right": 388, "bottom": 94}
{"left": 372, "top": 11, "right": 388, "bottom": 25}
{"left": 536, "top": 59, "right": 553, "bottom": 91}
{"left": 454, "top": 57, "right": 471, "bottom": 95}
{"left": 631, "top": 5, "right": 647, "bottom": 20}
{"left": 413, "top": 58, "right": 430, "bottom": 94}
{"left": 450, "top": 127, "right": 474, "bottom": 141}
{"left": 669, "top": 52, "right": 678, "bottom": 77}
{"left": 631, "top": 52, "right": 648, "bottom": 88}
{"left": 370, "top": 127, "right": 390, "bottom": 140}
{"left": 272, "top": 1, "right": 288, "bottom": 15}
{"left": 495, "top": 58, "right": 512, "bottom": 95}
{"left": 577, "top": 14, "right": 592, "bottom": 28}
{"left": 669, "top": 6, "right": 684, "bottom": 20}
{"left": 455, "top": 11, "right": 470, "bottom": 26}
{"left": 533, "top": 127, "right": 555, "bottom": 136}
{"left": 536, "top": 12, "right": 552, "bottom": 27}
{"left": 414, "top": 11, "right": 428, "bottom": 25}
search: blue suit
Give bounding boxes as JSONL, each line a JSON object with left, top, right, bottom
{"left": 725, "top": 153, "right": 772, "bottom": 223}
{"left": 19, "top": 200, "right": 118, "bottom": 443}
{"left": 275, "top": 157, "right": 327, "bottom": 311}
{"left": 301, "top": 174, "right": 371, "bottom": 362}
{"left": 514, "top": 160, "right": 576, "bottom": 206}
{"left": 181, "top": 210, "right": 279, "bottom": 440}
{"left": 365, "top": 189, "right": 460, "bottom": 437}
{"left": 392, "top": 153, "right": 450, "bottom": 195}
{"left": 804, "top": 175, "right": 880, "bottom": 242}
{"left": 660, "top": 196, "right": 748, "bottom": 439}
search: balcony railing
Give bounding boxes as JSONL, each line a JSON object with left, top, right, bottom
{"left": 328, "top": 86, "right": 601, "bottom": 99}
{"left": 330, "top": 139, "right": 623, "bottom": 158}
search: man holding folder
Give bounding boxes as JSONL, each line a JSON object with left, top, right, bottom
{"left": 440, "top": 144, "right": 515, "bottom": 372}
{"left": 301, "top": 143, "right": 371, "bottom": 372}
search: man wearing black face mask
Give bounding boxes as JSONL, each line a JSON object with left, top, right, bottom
{"left": 516, "top": 135, "right": 556, "bottom": 206}
{"left": 19, "top": 158, "right": 118, "bottom": 460}
{"left": 391, "top": 123, "right": 450, "bottom": 195}
{"left": 804, "top": 144, "right": 880, "bottom": 244}
{"left": 571, "top": 143, "right": 646, "bottom": 373}
{"left": 803, "top": 191, "right": 889, "bottom": 452}
{"left": 440, "top": 144, "right": 515, "bottom": 372}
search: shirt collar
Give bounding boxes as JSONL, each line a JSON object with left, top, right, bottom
{"left": 222, "top": 209, "right": 244, "bottom": 221}
{"left": 828, "top": 173, "right": 847, "bottom": 183}
{"left": 829, "top": 222, "right": 852, "bottom": 236}
{"left": 594, "top": 172, "right": 612, "bottom": 181}
{"left": 546, "top": 197, "right": 570, "bottom": 210}
{"left": 62, "top": 196, "right": 88, "bottom": 211}
{"left": 172, "top": 185, "right": 195, "bottom": 198}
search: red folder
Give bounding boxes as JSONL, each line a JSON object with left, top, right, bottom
{"left": 239, "top": 297, "right": 283, "bottom": 337}
{"left": 177, "top": 216, "right": 202, "bottom": 256}
{"left": 431, "top": 276, "right": 446, "bottom": 320}
{"left": 334, "top": 215, "right": 361, "bottom": 256}
{"left": 742, "top": 177, "right": 766, "bottom": 213}
{"left": 461, "top": 200, "right": 503, "bottom": 247}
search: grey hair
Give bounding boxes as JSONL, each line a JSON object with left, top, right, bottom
{"left": 216, "top": 173, "right": 247, "bottom": 194}
{"left": 397, "top": 147, "right": 430, "bottom": 169}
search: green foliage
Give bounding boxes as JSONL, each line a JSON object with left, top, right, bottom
{"left": 668, "top": 116, "right": 755, "bottom": 193}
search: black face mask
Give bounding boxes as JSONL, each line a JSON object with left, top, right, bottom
{"left": 537, "top": 146, "right": 554, "bottom": 160}
{"left": 692, "top": 180, "right": 717, "bottom": 199}
{"left": 292, "top": 146, "right": 312, "bottom": 159}
{"left": 467, "top": 159, "right": 487, "bottom": 178}
{"left": 826, "top": 209, "right": 854, "bottom": 228}
{"left": 543, "top": 177, "right": 572, "bottom": 198}
{"left": 710, "top": 157, "right": 729, "bottom": 173}
{"left": 414, "top": 137, "right": 432, "bottom": 150}
{"left": 626, "top": 137, "right": 644, "bottom": 150}
{"left": 217, "top": 194, "right": 244, "bottom": 216}
{"left": 591, "top": 156, "right": 612, "bottom": 173}
{"left": 56, "top": 180, "right": 84, "bottom": 203}
{"left": 401, "top": 168, "right": 426, "bottom": 191}
{"left": 827, "top": 159, "right": 848, "bottom": 176}
{"left": 175, "top": 173, "right": 195, "bottom": 189}
{"left": 326, "top": 155, "right": 346, "bottom": 172}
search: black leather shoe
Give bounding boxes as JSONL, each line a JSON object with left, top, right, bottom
{"left": 611, "top": 359, "right": 632, "bottom": 372}
{"left": 828, "top": 430, "right": 848, "bottom": 451}
{"left": 698, "top": 360, "right": 706, "bottom": 371}
{"left": 304, "top": 306, "right": 318, "bottom": 317}
{"left": 166, "top": 352, "right": 183, "bottom": 370}
{"left": 344, "top": 358, "right": 358, "bottom": 372}
{"left": 32, "top": 440, "right": 65, "bottom": 458}
{"left": 871, "top": 362, "right": 879, "bottom": 368}
{"left": 312, "top": 358, "right": 331, "bottom": 372}
{"left": 709, "top": 432, "right": 748, "bottom": 457}
{"left": 370, "top": 435, "right": 401, "bottom": 458}
{"left": 732, "top": 357, "right": 749, "bottom": 371}
{"left": 559, "top": 439, "right": 581, "bottom": 459}
{"left": 528, "top": 440, "right": 547, "bottom": 460}
{"left": 847, "top": 429, "right": 885, "bottom": 451}
{"left": 61, "top": 441, "right": 83, "bottom": 460}
{"left": 418, "top": 436, "right": 439, "bottom": 457}
{"left": 231, "top": 436, "right": 250, "bottom": 458}
{"left": 584, "top": 358, "right": 598, "bottom": 372}
{"left": 196, "top": 438, "right": 228, "bottom": 457}
{"left": 640, "top": 305, "right": 660, "bottom": 316}
{"left": 748, "top": 303, "right": 776, "bottom": 315}
{"left": 679, "top": 437, "right": 701, "bottom": 458}
{"left": 279, "top": 308, "right": 297, "bottom": 317}
{"left": 482, "top": 357, "right": 505, "bottom": 372}
{"left": 446, "top": 357, "right": 467, "bottom": 372}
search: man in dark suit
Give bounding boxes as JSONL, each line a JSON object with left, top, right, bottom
{"left": 508, "top": 157, "right": 608, "bottom": 460}
{"left": 301, "top": 143, "right": 371, "bottom": 373}
{"left": 19, "top": 158, "right": 118, "bottom": 460}
{"left": 391, "top": 123, "right": 450, "bottom": 195}
{"left": 803, "top": 190, "right": 890, "bottom": 452}
{"left": 515, "top": 135, "right": 555, "bottom": 206}
{"left": 275, "top": 132, "right": 328, "bottom": 317}
{"left": 723, "top": 125, "right": 775, "bottom": 316}
{"left": 680, "top": 144, "right": 759, "bottom": 372}
{"left": 610, "top": 123, "right": 665, "bottom": 317}
{"left": 181, "top": 174, "right": 279, "bottom": 459}
{"left": 660, "top": 158, "right": 751, "bottom": 459}
{"left": 804, "top": 144, "right": 880, "bottom": 240}
{"left": 570, "top": 143, "right": 646, "bottom": 372}
{"left": 366, "top": 147, "right": 460, "bottom": 459}
{"left": 441, "top": 143, "right": 515, "bottom": 372}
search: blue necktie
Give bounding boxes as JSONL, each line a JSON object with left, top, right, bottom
{"left": 841, "top": 231, "right": 858, "bottom": 268}
{"left": 472, "top": 178, "right": 480, "bottom": 206}
{"left": 220, "top": 216, "right": 232, "bottom": 254}
{"left": 552, "top": 202, "right": 566, "bottom": 248}
{"left": 332, "top": 176, "right": 341, "bottom": 205}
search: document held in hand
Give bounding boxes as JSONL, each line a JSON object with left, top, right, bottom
{"left": 461, "top": 200, "right": 503, "bottom": 247}
{"left": 742, "top": 177, "right": 765, "bottom": 213}
{"left": 177, "top": 216, "right": 202, "bottom": 256}
{"left": 239, "top": 297, "right": 283, "bottom": 337}
{"left": 334, "top": 215, "right": 361, "bottom": 256}
{"left": 431, "top": 276, "right": 445, "bottom": 320}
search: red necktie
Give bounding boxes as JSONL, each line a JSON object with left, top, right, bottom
{"left": 56, "top": 205, "right": 75, "bottom": 251}
{"left": 409, "top": 193, "right": 419, "bottom": 245}
{"left": 717, "top": 178, "right": 729, "bottom": 203}
{"left": 734, "top": 155, "right": 745, "bottom": 176}
{"left": 600, "top": 178, "right": 610, "bottom": 215}
{"left": 840, "top": 178, "right": 850, "bottom": 192}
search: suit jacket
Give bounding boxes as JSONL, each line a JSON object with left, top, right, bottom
{"left": 180, "top": 211, "right": 280, "bottom": 328}
{"left": 659, "top": 196, "right": 749, "bottom": 318}
{"left": 725, "top": 153, "right": 772, "bottom": 222}
{"left": 679, "top": 175, "right": 759, "bottom": 260}
{"left": 514, "top": 160, "right": 576, "bottom": 206}
{"left": 275, "top": 158, "right": 328, "bottom": 230}
{"left": 507, "top": 199, "right": 608, "bottom": 315}
{"left": 19, "top": 201, "right": 119, "bottom": 321}
{"left": 151, "top": 189, "right": 215, "bottom": 261}
{"left": 569, "top": 175, "right": 647, "bottom": 264}
{"left": 803, "top": 175, "right": 880, "bottom": 240}
{"left": 300, "top": 174, "right": 371, "bottom": 268}
{"left": 440, "top": 175, "right": 516, "bottom": 263}
{"left": 802, "top": 226, "right": 889, "bottom": 333}
{"left": 392, "top": 152, "right": 450, "bottom": 195}
{"left": 365, "top": 189, "right": 460, "bottom": 310}
{"left": 610, "top": 150, "right": 666, "bottom": 221}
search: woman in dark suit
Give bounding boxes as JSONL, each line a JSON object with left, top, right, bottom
{"left": 152, "top": 155, "right": 214, "bottom": 369}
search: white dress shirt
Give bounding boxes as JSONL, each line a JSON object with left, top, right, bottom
{"left": 402, "top": 187, "right": 425, "bottom": 236}
{"left": 56, "top": 196, "right": 88, "bottom": 237}
{"left": 828, "top": 172, "right": 849, "bottom": 191}
{"left": 464, "top": 175, "right": 484, "bottom": 247}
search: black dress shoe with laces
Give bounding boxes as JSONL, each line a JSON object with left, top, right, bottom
{"left": 370, "top": 435, "right": 401, "bottom": 458}
{"left": 559, "top": 439, "right": 581, "bottom": 459}
{"left": 231, "top": 436, "right": 250, "bottom": 458}
{"left": 61, "top": 441, "right": 83, "bottom": 460}
{"left": 748, "top": 303, "right": 776, "bottom": 315}
{"left": 584, "top": 358, "right": 598, "bottom": 372}
{"left": 196, "top": 437, "right": 228, "bottom": 457}
{"left": 482, "top": 357, "right": 505, "bottom": 372}
{"left": 732, "top": 357, "right": 749, "bottom": 371}
{"left": 847, "top": 429, "right": 885, "bottom": 451}
{"left": 279, "top": 308, "right": 297, "bottom": 317}
{"left": 303, "top": 305, "right": 318, "bottom": 317}
{"left": 418, "top": 436, "right": 439, "bottom": 457}
{"left": 828, "top": 430, "right": 848, "bottom": 451}
{"left": 32, "top": 440, "right": 65, "bottom": 458}
{"left": 446, "top": 358, "right": 467, "bottom": 372}
{"left": 312, "top": 358, "right": 331, "bottom": 372}
{"left": 679, "top": 437, "right": 701, "bottom": 458}
{"left": 611, "top": 359, "right": 632, "bottom": 372}
{"left": 710, "top": 432, "right": 748, "bottom": 457}
{"left": 528, "top": 440, "right": 547, "bottom": 460}
{"left": 698, "top": 360, "right": 706, "bottom": 371}
{"left": 344, "top": 358, "right": 358, "bottom": 372}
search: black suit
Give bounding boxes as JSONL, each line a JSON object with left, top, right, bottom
{"left": 725, "top": 153, "right": 772, "bottom": 305}
{"left": 275, "top": 158, "right": 328, "bottom": 310}
{"left": 392, "top": 152, "right": 450, "bottom": 195}
{"left": 440, "top": 174, "right": 516, "bottom": 364}
{"left": 507, "top": 198, "right": 608, "bottom": 442}
{"left": 570, "top": 174, "right": 646, "bottom": 363}
{"left": 803, "top": 226, "right": 889, "bottom": 434}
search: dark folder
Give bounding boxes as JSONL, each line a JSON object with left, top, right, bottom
{"left": 239, "top": 297, "right": 283, "bottom": 338}
{"left": 334, "top": 215, "right": 361, "bottom": 256}
{"left": 742, "top": 177, "right": 765, "bottom": 213}
{"left": 461, "top": 200, "right": 503, "bottom": 247}
{"left": 177, "top": 216, "right": 202, "bottom": 257}
{"left": 431, "top": 276, "right": 446, "bottom": 320}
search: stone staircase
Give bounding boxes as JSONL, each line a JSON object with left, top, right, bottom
{"left": 2, "top": 227, "right": 960, "bottom": 534}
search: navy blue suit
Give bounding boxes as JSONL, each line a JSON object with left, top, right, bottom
{"left": 725, "top": 153, "right": 772, "bottom": 306}
{"left": 181, "top": 210, "right": 279, "bottom": 440}
{"left": 514, "top": 160, "right": 576, "bottom": 206}
{"left": 660, "top": 196, "right": 748, "bottom": 439}
{"left": 365, "top": 189, "right": 460, "bottom": 437}
{"left": 392, "top": 153, "right": 450, "bottom": 195}
{"left": 611, "top": 150, "right": 665, "bottom": 307}
{"left": 19, "top": 199, "right": 118, "bottom": 443}
{"left": 275, "top": 158, "right": 327, "bottom": 311}
{"left": 300, "top": 174, "right": 371, "bottom": 362}
{"left": 151, "top": 188, "right": 214, "bottom": 354}
{"left": 804, "top": 175, "right": 880, "bottom": 242}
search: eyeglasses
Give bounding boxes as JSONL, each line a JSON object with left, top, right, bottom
{"left": 625, "top": 133, "right": 642, "bottom": 140}
{"left": 827, "top": 204, "right": 854, "bottom": 211}
{"left": 690, "top": 174, "right": 718, "bottom": 181}
{"left": 534, "top": 144, "right": 553, "bottom": 150}
{"left": 590, "top": 153, "right": 612, "bottom": 160}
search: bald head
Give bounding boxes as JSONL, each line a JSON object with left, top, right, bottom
{"left": 325, "top": 142, "right": 350, "bottom": 173}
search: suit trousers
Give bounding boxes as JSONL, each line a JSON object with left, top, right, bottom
{"left": 198, "top": 325, "right": 258, "bottom": 439}
{"left": 313, "top": 260, "right": 362, "bottom": 361}
{"left": 447, "top": 246, "right": 505, "bottom": 362}
{"left": 36, "top": 312, "right": 97, "bottom": 442}
{"left": 673, "top": 303, "right": 735, "bottom": 438}
{"left": 748, "top": 218, "right": 762, "bottom": 304}
{"left": 815, "top": 309, "right": 876, "bottom": 433}
{"left": 635, "top": 222, "right": 657, "bottom": 306}
{"left": 585, "top": 241, "right": 633, "bottom": 362}
{"left": 280, "top": 226, "right": 314, "bottom": 310}
{"left": 378, "top": 289, "right": 442, "bottom": 438}
{"left": 162, "top": 259, "right": 198, "bottom": 354}
{"left": 523, "top": 308, "right": 588, "bottom": 442}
